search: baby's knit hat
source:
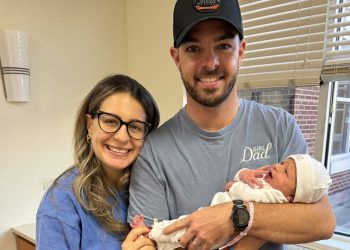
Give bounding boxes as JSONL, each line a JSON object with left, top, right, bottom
{"left": 288, "top": 154, "right": 332, "bottom": 203}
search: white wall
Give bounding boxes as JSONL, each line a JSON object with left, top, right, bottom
{"left": 126, "top": 0, "right": 183, "bottom": 123}
{"left": 0, "top": 1, "right": 127, "bottom": 249}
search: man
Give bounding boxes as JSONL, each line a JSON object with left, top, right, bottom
{"left": 128, "top": 0, "right": 335, "bottom": 249}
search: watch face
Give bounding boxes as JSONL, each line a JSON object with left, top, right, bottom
{"left": 233, "top": 208, "right": 250, "bottom": 226}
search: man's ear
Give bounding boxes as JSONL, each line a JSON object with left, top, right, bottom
{"left": 170, "top": 47, "right": 181, "bottom": 71}
{"left": 238, "top": 38, "right": 246, "bottom": 66}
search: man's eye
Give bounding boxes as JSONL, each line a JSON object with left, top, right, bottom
{"left": 217, "top": 44, "right": 232, "bottom": 50}
{"left": 186, "top": 46, "right": 200, "bottom": 53}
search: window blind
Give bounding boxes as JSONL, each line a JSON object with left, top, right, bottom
{"left": 237, "top": 0, "right": 328, "bottom": 89}
{"left": 322, "top": 0, "right": 350, "bottom": 82}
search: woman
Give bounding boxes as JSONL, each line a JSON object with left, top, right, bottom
{"left": 36, "top": 74, "right": 160, "bottom": 249}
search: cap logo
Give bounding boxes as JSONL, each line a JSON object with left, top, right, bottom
{"left": 193, "top": 0, "right": 221, "bottom": 13}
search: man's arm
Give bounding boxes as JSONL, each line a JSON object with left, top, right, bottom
{"left": 163, "top": 196, "right": 335, "bottom": 250}
{"left": 250, "top": 196, "right": 335, "bottom": 243}
{"left": 233, "top": 236, "right": 265, "bottom": 250}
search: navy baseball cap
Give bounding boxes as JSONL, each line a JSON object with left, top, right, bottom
{"left": 173, "top": 0, "right": 243, "bottom": 48}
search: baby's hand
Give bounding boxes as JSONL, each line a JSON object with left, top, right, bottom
{"left": 130, "top": 215, "right": 146, "bottom": 228}
{"left": 225, "top": 180, "right": 236, "bottom": 191}
{"left": 239, "top": 165, "right": 271, "bottom": 188}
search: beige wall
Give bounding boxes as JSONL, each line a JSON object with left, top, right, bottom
{"left": 126, "top": 0, "right": 183, "bottom": 123}
{"left": 0, "top": 1, "right": 182, "bottom": 249}
{"left": 0, "top": 1, "right": 127, "bottom": 249}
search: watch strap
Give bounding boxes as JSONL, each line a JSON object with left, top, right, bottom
{"left": 219, "top": 202, "right": 254, "bottom": 249}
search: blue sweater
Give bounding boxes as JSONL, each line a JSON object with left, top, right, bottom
{"left": 36, "top": 168, "right": 128, "bottom": 250}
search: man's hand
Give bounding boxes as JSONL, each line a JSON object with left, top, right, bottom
{"left": 163, "top": 202, "right": 234, "bottom": 250}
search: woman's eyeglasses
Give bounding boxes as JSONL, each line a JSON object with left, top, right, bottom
{"left": 90, "top": 111, "right": 151, "bottom": 140}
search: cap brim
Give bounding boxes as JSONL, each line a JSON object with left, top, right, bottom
{"left": 174, "top": 17, "right": 243, "bottom": 48}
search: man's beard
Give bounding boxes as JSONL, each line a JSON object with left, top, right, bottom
{"left": 181, "top": 69, "right": 237, "bottom": 107}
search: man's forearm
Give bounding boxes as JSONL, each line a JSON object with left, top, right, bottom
{"left": 233, "top": 235, "right": 265, "bottom": 250}
{"left": 248, "top": 196, "right": 336, "bottom": 243}
{"left": 163, "top": 197, "right": 335, "bottom": 249}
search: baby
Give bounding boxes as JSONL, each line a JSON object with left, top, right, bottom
{"left": 131, "top": 154, "right": 332, "bottom": 250}
{"left": 213, "top": 154, "right": 332, "bottom": 205}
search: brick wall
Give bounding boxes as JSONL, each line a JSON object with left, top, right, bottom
{"left": 291, "top": 86, "right": 320, "bottom": 156}
{"left": 239, "top": 87, "right": 295, "bottom": 113}
{"left": 328, "top": 170, "right": 350, "bottom": 195}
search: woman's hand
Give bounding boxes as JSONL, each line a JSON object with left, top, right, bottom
{"left": 122, "top": 226, "right": 155, "bottom": 250}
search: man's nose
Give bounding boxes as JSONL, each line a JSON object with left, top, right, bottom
{"left": 201, "top": 49, "right": 219, "bottom": 70}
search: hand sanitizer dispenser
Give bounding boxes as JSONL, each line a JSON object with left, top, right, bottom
{"left": 0, "top": 29, "right": 30, "bottom": 102}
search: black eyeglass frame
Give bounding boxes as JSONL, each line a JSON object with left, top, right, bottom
{"left": 90, "top": 111, "right": 151, "bottom": 140}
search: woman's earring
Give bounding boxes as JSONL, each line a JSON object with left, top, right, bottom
{"left": 87, "top": 134, "right": 91, "bottom": 144}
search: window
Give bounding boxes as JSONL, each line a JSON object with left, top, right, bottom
{"left": 323, "top": 0, "right": 350, "bottom": 237}
{"left": 237, "top": 0, "right": 328, "bottom": 89}
{"left": 328, "top": 81, "right": 350, "bottom": 236}
{"left": 331, "top": 83, "right": 350, "bottom": 157}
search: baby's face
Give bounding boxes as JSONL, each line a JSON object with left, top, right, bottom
{"left": 263, "top": 158, "right": 296, "bottom": 201}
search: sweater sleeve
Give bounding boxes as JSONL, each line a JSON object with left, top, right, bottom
{"left": 36, "top": 183, "right": 82, "bottom": 250}
{"left": 36, "top": 214, "right": 81, "bottom": 250}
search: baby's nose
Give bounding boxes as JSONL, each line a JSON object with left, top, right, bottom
{"left": 272, "top": 164, "right": 282, "bottom": 171}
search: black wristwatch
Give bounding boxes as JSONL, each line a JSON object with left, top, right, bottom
{"left": 231, "top": 200, "right": 250, "bottom": 231}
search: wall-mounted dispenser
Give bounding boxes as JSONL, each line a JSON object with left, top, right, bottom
{"left": 0, "top": 29, "right": 30, "bottom": 102}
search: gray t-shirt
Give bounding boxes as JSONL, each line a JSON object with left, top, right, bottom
{"left": 128, "top": 99, "right": 307, "bottom": 250}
